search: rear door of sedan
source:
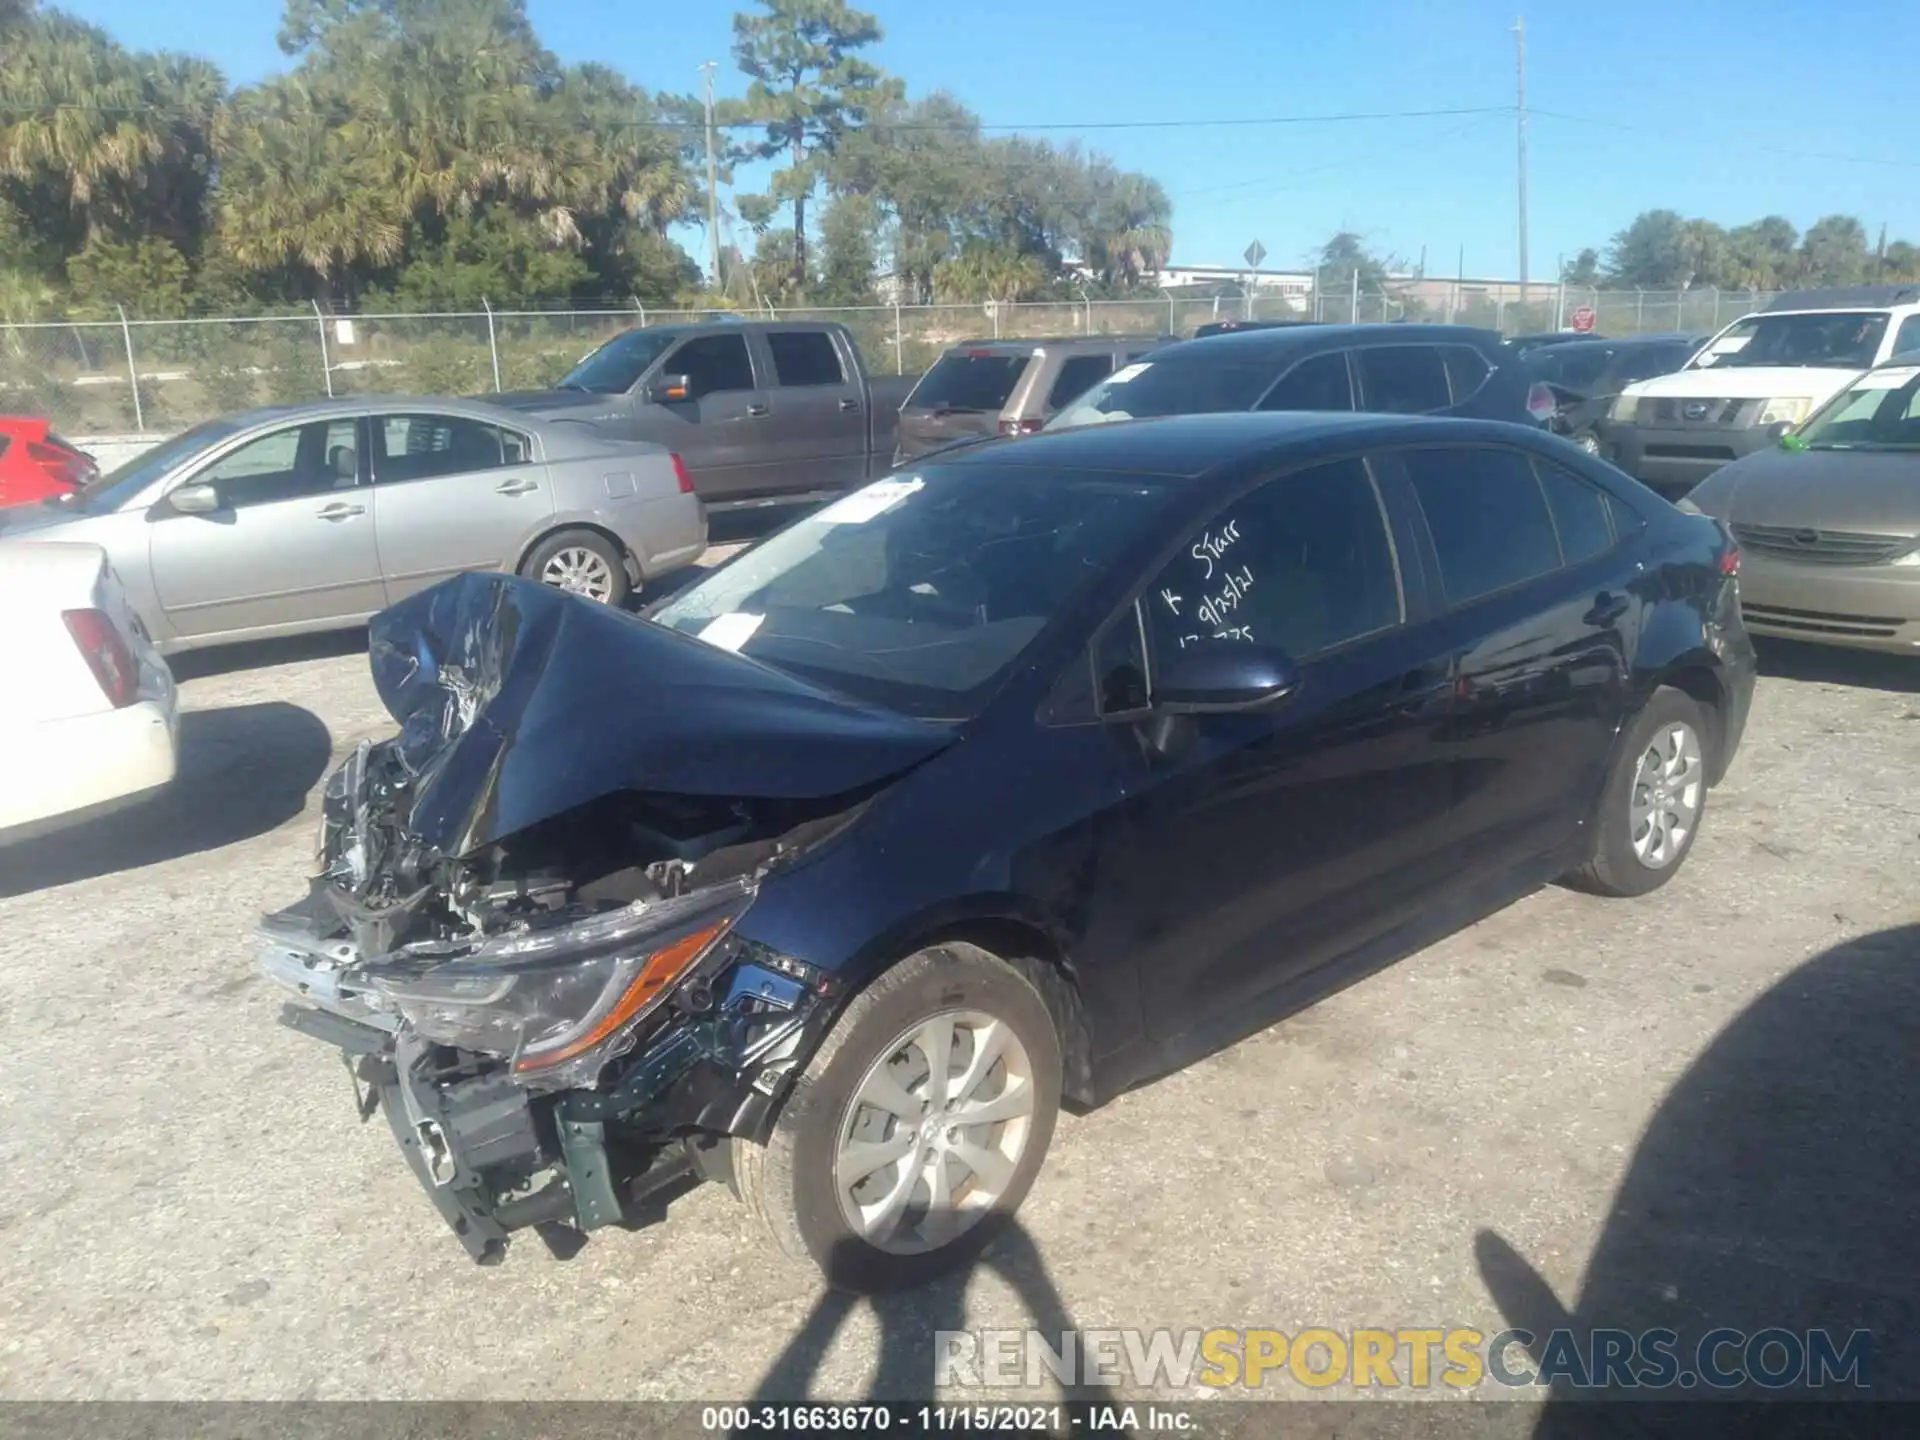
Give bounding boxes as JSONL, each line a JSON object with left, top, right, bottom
{"left": 366, "top": 411, "right": 554, "bottom": 603}
{"left": 1380, "top": 442, "right": 1644, "bottom": 870}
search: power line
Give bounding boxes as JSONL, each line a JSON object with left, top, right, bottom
{"left": 1530, "top": 108, "right": 1920, "bottom": 172}
{"left": 0, "top": 100, "right": 1514, "bottom": 135}
{"left": 1172, "top": 114, "right": 1503, "bottom": 205}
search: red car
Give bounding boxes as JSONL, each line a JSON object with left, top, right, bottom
{"left": 0, "top": 418, "right": 97, "bottom": 508}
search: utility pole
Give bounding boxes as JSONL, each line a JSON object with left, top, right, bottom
{"left": 1875, "top": 221, "right": 1888, "bottom": 279}
{"left": 1513, "top": 16, "right": 1529, "bottom": 307}
{"left": 699, "top": 60, "right": 723, "bottom": 291}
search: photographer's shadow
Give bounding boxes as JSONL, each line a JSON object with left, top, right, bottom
{"left": 1476, "top": 923, "right": 1920, "bottom": 1435}
{"left": 742, "top": 1220, "right": 1124, "bottom": 1434}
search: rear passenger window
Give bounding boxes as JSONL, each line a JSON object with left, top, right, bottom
{"left": 766, "top": 331, "right": 846, "bottom": 387}
{"left": 1142, "top": 459, "right": 1401, "bottom": 662}
{"left": 1534, "top": 460, "right": 1614, "bottom": 564}
{"left": 1047, "top": 355, "right": 1115, "bottom": 411}
{"left": 1404, "top": 447, "right": 1561, "bottom": 605}
{"left": 1257, "top": 351, "right": 1352, "bottom": 411}
{"left": 1357, "top": 346, "right": 1452, "bottom": 413}
{"left": 1441, "top": 346, "right": 1491, "bottom": 401}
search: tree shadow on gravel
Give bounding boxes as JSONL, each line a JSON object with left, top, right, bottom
{"left": 0, "top": 701, "right": 333, "bottom": 897}
{"left": 1476, "top": 923, "right": 1920, "bottom": 1436}
{"left": 1754, "top": 637, "right": 1920, "bottom": 695}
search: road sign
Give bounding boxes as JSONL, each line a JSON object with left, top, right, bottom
{"left": 1243, "top": 240, "right": 1267, "bottom": 270}
{"left": 1570, "top": 305, "right": 1597, "bottom": 333}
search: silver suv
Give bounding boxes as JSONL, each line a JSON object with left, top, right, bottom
{"left": 893, "top": 336, "right": 1164, "bottom": 464}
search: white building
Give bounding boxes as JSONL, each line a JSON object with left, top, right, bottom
{"left": 1152, "top": 264, "right": 1315, "bottom": 297}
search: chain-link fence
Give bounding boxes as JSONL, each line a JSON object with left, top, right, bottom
{"left": 1, "top": 287, "right": 1785, "bottom": 438}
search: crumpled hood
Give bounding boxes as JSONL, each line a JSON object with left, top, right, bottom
{"left": 368, "top": 572, "right": 957, "bottom": 857}
{"left": 1688, "top": 444, "right": 1920, "bottom": 534}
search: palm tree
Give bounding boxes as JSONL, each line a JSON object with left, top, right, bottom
{"left": 212, "top": 77, "right": 405, "bottom": 295}
{"left": 0, "top": 12, "right": 169, "bottom": 247}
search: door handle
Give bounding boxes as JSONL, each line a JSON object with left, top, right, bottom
{"left": 1393, "top": 662, "right": 1454, "bottom": 711}
{"left": 1584, "top": 590, "right": 1631, "bottom": 627}
{"left": 316, "top": 502, "right": 365, "bottom": 521}
{"left": 838, "top": 398, "right": 861, "bottom": 412}
{"left": 745, "top": 403, "right": 771, "bottom": 418}
{"left": 494, "top": 478, "right": 539, "bottom": 496}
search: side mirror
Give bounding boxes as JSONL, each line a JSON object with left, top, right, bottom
{"left": 644, "top": 373, "right": 694, "bottom": 404}
{"left": 1154, "top": 641, "right": 1302, "bottom": 714}
{"left": 168, "top": 482, "right": 222, "bottom": 515}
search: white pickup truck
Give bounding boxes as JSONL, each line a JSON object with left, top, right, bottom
{"left": 0, "top": 540, "right": 179, "bottom": 841}
{"left": 1598, "top": 284, "right": 1920, "bottom": 498}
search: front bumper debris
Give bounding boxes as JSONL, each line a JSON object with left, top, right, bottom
{"left": 264, "top": 904, "right": 842, "bottom": 1264}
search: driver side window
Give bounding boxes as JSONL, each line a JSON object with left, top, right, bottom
{"left": 669, "top": 334, "right": 756, "bottom": 396}
{"left": 193, "top": 420, "right": 359, "bottom": 509}
{"left": 1139, "top": 459, "right": 1403, "bottom": 667}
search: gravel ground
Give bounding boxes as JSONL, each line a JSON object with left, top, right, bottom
{"left": 2, "top": 576, "right": 1917, "bottom": 1407}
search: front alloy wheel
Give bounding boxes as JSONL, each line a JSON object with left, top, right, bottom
{"left": 734, "top": 943, "right": 1062, "bottom": 1293}
{"left": 833, "top": 1010, "right": 1038, "bottom": 1256}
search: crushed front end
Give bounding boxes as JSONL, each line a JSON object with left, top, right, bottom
{"left": 262, "top": 737, "right": 852, "bottom": 1264}
{"left": 255, "top": 573, "right": 945, "bottom": 1263}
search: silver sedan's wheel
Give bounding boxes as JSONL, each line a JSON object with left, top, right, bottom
{"left": 520, "top": 528, "right": 631, "bottom": 607}
{"left": 833, "top": 1009, "right": 1037, "bottom": 1256}
{"left": 540, "top": 546, "right": 616, "bottom": 602}
{"left": 1574, "top": 431, "right": 1601, "bottom": 455}
{"left": 1629, "top": 721, "right": 1704, "bottom": 869}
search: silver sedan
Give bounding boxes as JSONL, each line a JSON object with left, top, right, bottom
{"left": 0, "top": 397, "right": 706, "bottom": 654}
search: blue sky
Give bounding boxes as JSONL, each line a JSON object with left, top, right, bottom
{"left": 61, "top": 0, "right": 1920, "bottom": 281}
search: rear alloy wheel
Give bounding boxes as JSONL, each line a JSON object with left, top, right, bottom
{"left": 1567, "top": 686, "right": 1712, "bottom": 898}
{"left": 1573, "top": 431, "right": 1601, "bottom": 455}
{"left": 520, "top": 528, "right": 631, "bottom": 607}
{"left": 734, "top": 943, "right": 1062, "bottom": 1293}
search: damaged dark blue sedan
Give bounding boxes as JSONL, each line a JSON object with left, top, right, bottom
{"left": 263, "top": 412, "right": 1755, "bottom": 1293}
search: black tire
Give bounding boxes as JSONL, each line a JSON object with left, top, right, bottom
{"left": 519, "top": 528, "right": 631, "bottom": 607}
{"left": 1567, "top": 686, "right": 1713, "bottom": 898}
{"left": 734, "top": 942, "right": 1063, "bottom": 1294}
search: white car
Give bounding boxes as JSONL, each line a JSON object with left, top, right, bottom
{"left": 1601, "top": 283, "right": 1920, "bottom": 497}
{"left": 0, "top": 540, "right": 179, "bottom": 841}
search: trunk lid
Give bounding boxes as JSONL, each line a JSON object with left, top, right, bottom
{"left": 369, "top": 571, "right": 957, "bottom": 857}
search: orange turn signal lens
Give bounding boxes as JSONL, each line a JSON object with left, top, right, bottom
{"left": 512, "top": 919, "right": 729, "bottom": 1075}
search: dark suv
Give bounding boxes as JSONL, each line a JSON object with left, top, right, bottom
{"left": 1048, "top": 324, "right": 1555, "bottom": 431}
{"left": 1525, "top": 334, "right": 1705, "bottom": 454}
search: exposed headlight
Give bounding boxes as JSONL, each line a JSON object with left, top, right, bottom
{"left": 1608, "top": 395, "right": 1639, "bottom": 423}
{"left": 360, "top": 877, "right": 756, "bottom": 1091}
{"left": 1756, "top": 397, "right": 1812, "bottom": 427}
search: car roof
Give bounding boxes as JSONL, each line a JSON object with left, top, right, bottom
{"left": 1155, "top": 323, "right": 1506, "bottom": 361}
{"left": 1529, "top": 333, "right": 1698, "bottom": 359}
{"left": 1761, "top": 285, "right": 1920, "bottom": 313}
{"left": 938, "top": 337, "right": 1145, "bottom": 353}
{"left": 198, "top": 394, "right": 567, "bottom": 430}
{"left": 927, "top": 410, "right": 1536, "bottom": 479}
